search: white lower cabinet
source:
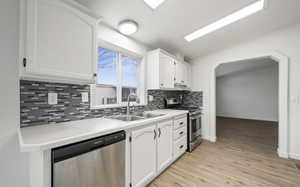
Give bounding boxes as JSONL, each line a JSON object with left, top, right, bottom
{"left": 130, "top": 116, "right": 187, "bottom": 187}
{"left": 131, "top": 125, "right": 157, "bottom": 187}
{"left": 157, "top": 121, "right": 173, "bottom": 173}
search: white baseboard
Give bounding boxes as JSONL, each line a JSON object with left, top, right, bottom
{"left": 202, "top": 135, "right": 210, "bottom": 141}
{"left": 210, "top": 136, "right": 216, "bottom": 142}
{"left": 216, "top": 115, "right": 278, "bottom": 122}
{"left": 277, "top": 148, "right": 289, "bottom": 158}
{"left": 289, "top": 153, "right": 300, "bottom": 160}
{"left": 202, "top": 136, "right": 216, "bottom": 142}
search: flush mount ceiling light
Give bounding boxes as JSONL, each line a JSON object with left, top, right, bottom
{"left": 184, "top": 0, "right": 265, "bottom": 42}
{"left": 143, "top": 0, "right": 166, "bottom": 9}
{"left": 118, "top": 20, "right": 139, "bottom": 35}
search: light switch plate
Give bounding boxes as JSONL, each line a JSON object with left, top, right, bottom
{"left": 81, "top": 92, "right": 89, "bottom": 103}
{"left": 48, "top": 93, "right": 58, "bottom": 105}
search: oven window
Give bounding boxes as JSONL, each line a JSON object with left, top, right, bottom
{"left": 191, "top": 117, "right": 202, "bottom": 140}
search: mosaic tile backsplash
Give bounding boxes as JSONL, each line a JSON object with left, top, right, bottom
{"left": 20, "top": 80, "right": 202, "bottom": 127}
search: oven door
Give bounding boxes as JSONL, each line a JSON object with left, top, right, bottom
{"left": 189, "top": 115, "right": 202, "bottom": 142}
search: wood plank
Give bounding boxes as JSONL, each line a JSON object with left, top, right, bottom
{"left": 148, "top": 117, "right": 300, "bottom": 187}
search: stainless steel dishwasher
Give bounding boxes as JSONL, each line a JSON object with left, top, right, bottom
{"left": 52, "top": 131, "right": 126, "bottom": 187}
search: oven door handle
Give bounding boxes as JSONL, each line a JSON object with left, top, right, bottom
{"left": 190, "top": 115, "right": 202, "bottom": 120}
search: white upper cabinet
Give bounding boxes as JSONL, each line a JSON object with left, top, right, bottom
{"left": 146, "top": 49, "right": 175, "bottom": 89}
{"left": 146, "top": 49, "right": 191, "bottom": 90}
{"left": 159, "top": 53, "right": 175, "bottom": 89}
{"left": 175, "top": 61, "right": 189, "bottom": 87}
{"left": 20, "top": 0, "right": 99, "bottom": 83}
{"left": 186, "top": 61, "right": 192, "bottom": 88}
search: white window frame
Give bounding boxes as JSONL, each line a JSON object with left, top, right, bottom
{"left": 90, "top": 46, "right": 146, "bottom": 109}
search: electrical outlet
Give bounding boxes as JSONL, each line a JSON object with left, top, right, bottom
{"left": 81, "top": 92, "right": 89, "bottom": 103}
{"left": 148, "top": 95, "right": 154, "bottom": 102}
{"left": 48, "top": 93, "right": 58, "bottom": 105}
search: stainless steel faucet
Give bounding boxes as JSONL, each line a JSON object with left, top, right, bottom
{"left": 127, "top": 93, "right": 139, "bottom": 116}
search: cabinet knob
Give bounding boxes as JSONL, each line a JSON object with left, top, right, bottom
{"left": 179, "top": 145, "right": 184, "bottom": 149}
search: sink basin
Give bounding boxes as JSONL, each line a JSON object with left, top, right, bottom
{"left": 108, "top": 112, "right": 165, "bottom": 122}
{"left": 133, "top": 112, "right": 165, "bottom": 118}
{"left": 109, "top": 115, "right": 145, "bottom": 121}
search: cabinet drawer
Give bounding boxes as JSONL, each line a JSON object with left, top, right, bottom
{"left": 174, "top": 136, "right": 187, "bottom": 158}
{"left": 173, "top": 126, "right": 187, "bottom": 140}
{"left": 173, "top": 117, "right": 187, "bottom": 130}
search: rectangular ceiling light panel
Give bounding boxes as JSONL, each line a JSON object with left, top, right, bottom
{"left": 144, "top": 0, "right": 166, "bottom": 9}
{"left": 184, "top": 0, "right": 265, "bottom": 42}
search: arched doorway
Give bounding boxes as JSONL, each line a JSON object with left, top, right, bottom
{"left": 209, "top": 52, "right": 289, "bottom": 158}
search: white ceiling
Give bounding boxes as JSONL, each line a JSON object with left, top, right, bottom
{"left": 75, "top": 0, "right": 300, "bottom": 59}
{"left": 216, "top": 58, "right": 277, "bottom": 77}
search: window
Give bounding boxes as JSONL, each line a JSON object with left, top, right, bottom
{"left": 121, "top": 55, "right": 139, "bottom": 102}
{"left": 96, "top": 48, "right": 118, "bottom": 105}
{"left": 91, "top": 47, "right": 144, "bottom": 108}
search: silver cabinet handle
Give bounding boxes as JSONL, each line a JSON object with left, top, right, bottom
{"left": 154, "top": 130, "right": 157, "bottom": 140}
{"left": 158, "top": 128, "right": 161, "bottom": 138}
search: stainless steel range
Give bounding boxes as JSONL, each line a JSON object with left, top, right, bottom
{"left": 164, "top": 98, "right": 202, "bottom": 152}
{"left": 185, "top": 107, "right": 202, "bottom": 152}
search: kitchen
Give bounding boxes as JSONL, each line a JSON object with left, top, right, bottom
{"left": 1, "top": 0, "right": 300, "bottom": 187}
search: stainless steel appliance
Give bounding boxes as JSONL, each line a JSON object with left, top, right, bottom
{"left": 52, "top": 131, "right": 126, "bottom": 187}
{"left": 187, "top": 108, "right": 202, "bottom": 152}
{"left": 164, "top": 98, "right": 202, "bottom": 152}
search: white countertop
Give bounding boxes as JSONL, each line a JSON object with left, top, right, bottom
{"left": 18, "top": 109, "right": 188, "bottom": 152}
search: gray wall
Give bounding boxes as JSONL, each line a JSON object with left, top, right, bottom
{"left": 0, "top": 0, "right": 29, "bottom": 186}
{"left": 216, "top": 63, "right": 279, "bottom": 121}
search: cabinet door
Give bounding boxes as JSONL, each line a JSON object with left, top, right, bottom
{"left": 175, "top": 61, "right": 188, "bottom": 86}
{"left": 159, "top": 53, "right": 175, "bottom": 89}
{"left": 185, "top": 62, "right": 192, "bottom": 88}
{"left": 157, "top": 120, "right": 173, "bottom": 173}
{"left": 22, "top": 0, "right": 97, "bottom": 83}
{"left": 175, "top": 60, "right": 183, "bottom": 85}
{"left": 182, "top": 62, "right": 189, "bottom": 85}
{"left": 131, "top": 125, "right": 157, "bottom": 187}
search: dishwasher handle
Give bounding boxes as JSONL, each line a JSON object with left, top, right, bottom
{"left": 52, "top": 131, "right": 126, "bottom": 163}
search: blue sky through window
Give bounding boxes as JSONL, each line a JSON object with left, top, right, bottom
{"left": 97, "top": 47, "right": 138, "bottom": 88}
{"left": 122, "top": 55, "right": 138, "bottom": 88}
{"left": 97, "top": 47, "right": 117, "bottom": 85}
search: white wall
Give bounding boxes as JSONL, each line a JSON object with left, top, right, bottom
{"left": 97, "top": 24, "right": 150, "bottom": 57}
{"left": 0, "top": 0, "right": 29, "bottom": 187}
{"left": 216, "top": 63, "right": 278, "bottom": 121}
{"left": 191, "top": 21, "right": 300, "bottom": 159}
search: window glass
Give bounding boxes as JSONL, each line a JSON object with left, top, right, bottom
{"left": 96, "top": 47, "right": 117, "bottom": 105}
{"left": 97, "top": 47, "right": 117, "bottom": 85}
{"left": 92, "top": 47, "right": 142, "bottom": 107}
{"left": 121, "top": 55, "right": 138, "bottom": 102}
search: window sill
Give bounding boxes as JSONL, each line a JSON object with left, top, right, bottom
{"left": 90, "top": 103, "right": 146, "bottom": 110}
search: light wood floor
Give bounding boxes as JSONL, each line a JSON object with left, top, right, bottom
{"left": 148, "top": 117, "right": 300, "bottom": 187}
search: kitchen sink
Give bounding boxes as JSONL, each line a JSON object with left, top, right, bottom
{"left": 108, "top": 112, "right": 165, "bottom": 122}
{"left": 133, "top": 112, "right": 165, "bottom": 118}
{"left": 109, "top": 115, "right": 145, "bottom": 121}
